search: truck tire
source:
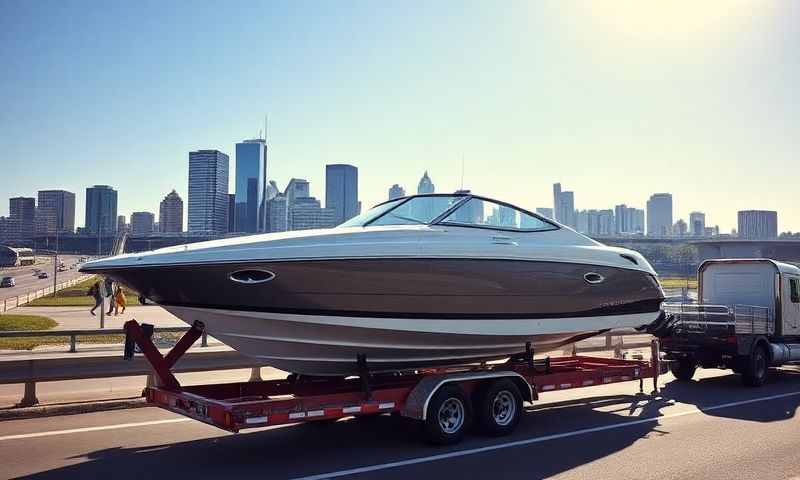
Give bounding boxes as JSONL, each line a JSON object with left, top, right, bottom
{"left": 670, "top": 357, "right": 696, "bottom": 381}
{"left": 474, "top": 379, "right": 523, "bottom": 436}
{"left": 424, "top": 384, "right": 471, "bottom": 445}
{"left": 742, "top": 344, "right": 768, "bottom": 387}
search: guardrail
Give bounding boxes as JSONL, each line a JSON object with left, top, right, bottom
{"left": 0, "top": 275, "right": 90, "bottom": 314}
{"left": 0, "top": 326, "right": 209, "bottom": 353}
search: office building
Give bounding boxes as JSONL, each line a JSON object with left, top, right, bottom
{"left": 188, "top": 150, "right": 229, "bottom": 234}
{"left": 85, "top": 185, "right": 118, "bottom": 234}
{"left": 291, "top": 196, "right": 336, "bottom": 230}
{"left": 158, "top": 189, "right": 183, "bottom": 233}
{"left": 614, "top": 204, "right": 645, "bottom": 235}
{"left": 689, "top": 211, "right": 706, "bottom": 237}
{"left": 227, "top": 193, "right": 235, "bottom": 234}
{"left": 268, "top": 193, "right": 288, "bottom": 233}
{"left": 130, "top": 212, "right": 155, "bottom": 236}
{"left": 284, "top": 178, "right": 310, "bottom": 230}
{"left": 326, "top": 164, "right": 359, "bottom": 225}
{"left": 234, "top": 138, "right": 267, "bottom": 233}
{"left": 737, "top": 210, "right": 778, "bottom": 239}
{"left": 417, "top": 171, "right": 435, "bottom": 194}
{"left": 553, "top": 183, "right": 576, "bottom": 228}
{"left": 388, "top": 184, "right": 406, "bottom": 200}
{"left": 117, "top": 215, "right": 127, "bottom": 233}
{"left": 9, "top": 197, "right": 35, "bottom": 241}
{"left": 673, "top": 219, "right": 688, "bottom": 237}
{"left": 646, "top": 193, "right": 673, "bottom": 237}
{"left": 37, "top": 190, "right": 75, "bottom": 234}
{"left": 535, "top": 207, "right": 553, "bottom": 220}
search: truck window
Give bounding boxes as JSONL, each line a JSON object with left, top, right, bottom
{"left": 791, "top": 278, "right": 800, "bottom": 303}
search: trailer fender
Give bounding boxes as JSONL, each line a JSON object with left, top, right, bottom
{"left": 401, "top": 371, "right": 534, "bottom": 421}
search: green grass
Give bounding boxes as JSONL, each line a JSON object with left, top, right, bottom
{"left": 0, "top": 314, "right": 58, "bottom": 331}
{"left": 660, "top": 277, "right": 698, "bottom": 289}
{"left": 25, "top": 276, "right": 140, "bottom": 307}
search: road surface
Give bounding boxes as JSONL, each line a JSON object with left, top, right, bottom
{"left": 0, "top": 255, "right": 84, "bottom": 303}
{"left": 3, "top": 367, "right": 800, "bottom": 479}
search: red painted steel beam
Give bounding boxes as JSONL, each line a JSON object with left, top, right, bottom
{"left": 123, "top": 320, "right": 180, "bottom": 391}
{"left": 163, "top": 320, "right": 204, "bottom": 369}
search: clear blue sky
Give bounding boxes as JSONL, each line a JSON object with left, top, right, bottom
{"left": 2, "top": 1, "right": 798, "bottom": 232}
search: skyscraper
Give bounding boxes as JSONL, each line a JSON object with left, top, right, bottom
{"left": 130, "top": 212, "right": 155, "bottom": 236}
{"left": 552, "top": 183, "right": 576, "bottom": 228}
{"left": 284, "top": 178, "right": 310, "bottom": 230}
{"left": 227, "top": 193, "right": 235, "bottom": 234}
{"left": 188, "top": 150, "right": 229, "bottom": 234}
{"left": 117, "top": 215, "right": 127, "bottom": 233}
{"left": 646, "top": 193, "right": 673, "bottom": 237}
{"left": 325, "top": 164, "right": 359, "bottom": 225}
{"left": 614, "top": 204, "right": 645, "bottom": 235}
{"left": 738, "top": 210, "right": 778, "bottom": 239}
{"left": 535, "top": 207, "right": 554, "bottom": 220}
{"left": 9, "top": 197, "right": 35, "bottom": 241}
{"left": 689, "top": 211, "right": 706, "bottom": 237}
{"left": 291, "top": 196, "right": 336, "bottom": 230}
{"left": 388, "top": 184, "right": 406, "bottom": 200}
{"left": 417, "top": 171, "right": 435, "bottom": 194}
{"left": 84, "top": 185, "right": 117, "bottom": 234}
{"left": 159, "top": 189, "right": 184, "bottom": 233}
{"left": 234, "top": 139, "right": 267, "bottom": 233}
{"left": 268, "top": 193, "right": 288, "bottom": 233}
{"left": 37, "top": 190, "right": 75, "bottom": 234}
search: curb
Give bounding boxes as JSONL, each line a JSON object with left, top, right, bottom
{"left": 0, "top": 396, "right": 147, "bottom": 421}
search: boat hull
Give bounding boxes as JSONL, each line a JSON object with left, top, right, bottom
{"left": 89, "top": 257, "right": 664, "bottom": 375}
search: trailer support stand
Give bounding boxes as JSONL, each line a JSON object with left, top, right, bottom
{"left": 525, "top": 342, "right": 534, "bottom": 369}
{"left": 357, "top": 354, "right": 371, "bottom": 400}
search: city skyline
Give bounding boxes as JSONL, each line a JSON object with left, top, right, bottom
{"left": 3, "top": 3, "right": 799, "bottom": 233}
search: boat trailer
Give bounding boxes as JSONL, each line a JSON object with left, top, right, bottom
{"left": 124, "top": 319, "right": 666, "bottom": 444}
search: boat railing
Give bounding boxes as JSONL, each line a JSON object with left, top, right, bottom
{"left": 662, "top": 303, "right": 773, "bottom": 336}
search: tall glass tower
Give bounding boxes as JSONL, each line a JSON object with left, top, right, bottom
{"left": 234, "top": 139, "right": 267, "bottom": 233}
{"left": 84, "top": 185, "right": 118, "bottom": 234}
{"left": 188, "top": 150, "right": 229, "bottom": 234}
{"left": 325, "top": 164, "right": 359, "bottom": 225}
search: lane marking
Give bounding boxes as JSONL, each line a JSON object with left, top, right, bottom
{"left": 0, "top": 418, "right": 192, "bottom": 441}
{"left": 289, "top": 390, "right": 800, "bottom": 480}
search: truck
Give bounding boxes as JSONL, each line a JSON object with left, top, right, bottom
{"left": 661, "top": 258, "right": 800, "bottom": 387}
{"left": 124, "top": 320, "right": 666, "bottom": 445}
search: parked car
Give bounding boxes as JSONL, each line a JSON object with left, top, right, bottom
{"left": 0, "top": 277, "right": 15, "bottom": 287}
{"left": 37, "top": 272, "right": 49, "bottom": 279}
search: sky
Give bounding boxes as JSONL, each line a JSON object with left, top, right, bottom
{"left": 1, "top": 1, "right": 799, "bottom": 232}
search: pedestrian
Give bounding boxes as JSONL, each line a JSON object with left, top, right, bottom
{"left": 88, "top": 281, "right": 102, "bottom": 316}
{"left": 104, "top": 277, "right": 115, "bottom": 315}
{"left": 114, "top": 285, "right": 126, "bottom": 315}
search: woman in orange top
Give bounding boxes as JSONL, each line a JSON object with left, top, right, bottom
{"left": 114, "top": 286, "right": 126, "bottom": 315}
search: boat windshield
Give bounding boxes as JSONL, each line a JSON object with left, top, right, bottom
{"left": 339, "top": 195, "right": 465, "bottom": 227}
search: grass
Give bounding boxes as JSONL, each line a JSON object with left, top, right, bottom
{"left": 0, "top": 312, "right": 183, "bottom": 350}
{"left": 25, "top": 276, "right": 140, "bottom": 307}
{"left": 660, "top": 276, "right": 698, "bottom": 289}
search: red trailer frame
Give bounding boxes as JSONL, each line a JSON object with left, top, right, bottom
{"left": 124, "top": 320, "right": 664, "bottom": 442}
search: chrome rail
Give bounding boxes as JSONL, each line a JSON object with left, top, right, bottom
{"left": 663, "top": 302, "right": 773, "bottom": 335}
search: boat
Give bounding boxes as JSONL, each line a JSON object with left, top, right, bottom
{"left": 80, "top": 193, "right": 665, "bottom": 375}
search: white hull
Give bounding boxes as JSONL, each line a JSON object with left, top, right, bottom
{"left": 165, "top": 306, "right": 659, "bottom": 375}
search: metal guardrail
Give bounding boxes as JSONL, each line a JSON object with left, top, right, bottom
{"left": 0, "top": 275, "right": 91, "bottom": 314}
{"left": 0, "top": 326, "right": 209, "bottom": 353}
{"left": 663, "top": 302, "right": 774, "bottom": 335}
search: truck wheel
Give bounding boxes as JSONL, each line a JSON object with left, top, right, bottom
{"left": 742, "top": 344, "right": 768, "bottom": 387}
{"left": 474, "top": 379, "right": 523, "bottom": 436}
{"left": 424, "top": 384, "right": 471, "bottom": 445}
{"left": 670, "top": 357, "right": 696, "bottom": 381}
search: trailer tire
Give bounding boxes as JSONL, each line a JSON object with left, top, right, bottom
{"left": 474, "top": 379, "right": 523, "bottom": 436}
{"left": 670, "top": 357, "right": 696, "bottom": 381}
{"left": 424, "top": 384, "right": 471, "bottom": 445}
{"left": 742, "top": 344, "right": 768, "bottom": 387}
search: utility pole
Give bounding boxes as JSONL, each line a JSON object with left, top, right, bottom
{"left": 53, "top": 229, "right": 59, "bottom": 297}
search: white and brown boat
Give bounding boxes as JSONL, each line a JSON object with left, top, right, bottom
{"left": 81, "top": 193, "right": 665, "bottom": 375}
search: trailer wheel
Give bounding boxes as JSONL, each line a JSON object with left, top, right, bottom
{"left": 670, "top": 357, "right": 696, "bottom": 381}
{"left": 424, "top": 384, "right": 471, "bottom": 445}
{"left": 474, "top": 379, "right": 523, "bottom": 436}
{"left": 742, "top": 344, "right": 768, "bottom": 387}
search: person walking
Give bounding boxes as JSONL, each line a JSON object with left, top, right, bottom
{"left": 104, "top": 277, "right": 115, "bottom": 315}
{"left": 114, "top": 285, "right": 126, "bottom": 315}
{"left": 88, "top": 281, "right": 102, "bottom": 316}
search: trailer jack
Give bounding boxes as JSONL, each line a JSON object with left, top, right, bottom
{"left": 123, "top": 319, "right": 206, "bottom": 391}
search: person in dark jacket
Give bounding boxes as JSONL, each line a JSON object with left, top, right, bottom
{"left": 88, "top": 281, "right": 103, "bottom": 316}
{"left": 104, "top": 277, "right": 115, "bottom": 315}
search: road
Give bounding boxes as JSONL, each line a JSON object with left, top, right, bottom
{"left": 3, "top": 368, "right": 800, "bottom": 479}
{"left": 0, "top": 255, "right": 84, "bottom": 303}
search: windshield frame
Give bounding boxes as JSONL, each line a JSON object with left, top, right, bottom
{"left": 357, "top": 193, "right": 559, "bottom": 232}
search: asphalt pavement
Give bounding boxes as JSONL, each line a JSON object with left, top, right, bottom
{"left": 3, "top": 367, "right": 800, "bottom": 479}
{"left": 0, "top": 256, "right": 84, "bottom": 303}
